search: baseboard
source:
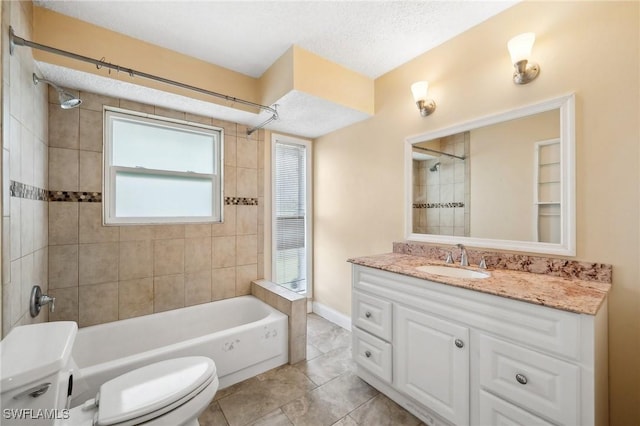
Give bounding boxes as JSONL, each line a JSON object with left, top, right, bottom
{"left": 312, "top": 301, "right": 352, "bottom": 331}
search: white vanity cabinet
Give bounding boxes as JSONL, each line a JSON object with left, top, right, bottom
{"left": 351, "top": 265, "right": 608, "bottom": 426}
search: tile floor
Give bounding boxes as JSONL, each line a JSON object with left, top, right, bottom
{"left": 198, "top": 313, "right": 424, "bottom": 426}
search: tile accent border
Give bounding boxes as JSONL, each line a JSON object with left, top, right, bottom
{"left": 393, "top": 241, "right": 613, "bottom": 283}
{"left": 49, "top": 191, "right": 102, "bottom": 202}
{"left": 225, "top": 197, "right": 259, "bottom": 205}
{"left": 10, "top": 181, "right": 48, "bottom": 201}
{"left": 413, "top": 202, "right": 465, "bottom": 209}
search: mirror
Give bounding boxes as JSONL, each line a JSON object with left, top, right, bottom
{"left": 405, "top": 94, "right": 575, "bottom": 255}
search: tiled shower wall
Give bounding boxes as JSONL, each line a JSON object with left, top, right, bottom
{"left": 1, "top": 1, "right": 50, "bottom": 337}
{"left": 47, "top": 93, "right": 265, "bottom": 327}
{"left": 412, "top": 132, "right": 470, "bottom": 236}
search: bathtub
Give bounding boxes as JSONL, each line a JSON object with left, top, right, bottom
{"left": 69, "top": 295, "right": 288, "bottom": 405}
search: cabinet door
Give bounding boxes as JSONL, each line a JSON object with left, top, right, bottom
{"left": 395, "top": 305, "right": 469, "bottom": 426}
{"left": 479, "top": 390, "right": 555, "bottom": 426}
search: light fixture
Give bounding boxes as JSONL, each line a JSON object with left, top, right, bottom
{"left": 507, "top": 32, "right": 540, "bottom": 85}
{"left": 411, "top": 81, "right": 436, "bottom": 117}
{"left": 32, "top": 73, "right": 82, "bottom": 109}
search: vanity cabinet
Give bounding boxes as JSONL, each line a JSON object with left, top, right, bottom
{"left": 351, "top": 265, "right": 607, "bottom": 426}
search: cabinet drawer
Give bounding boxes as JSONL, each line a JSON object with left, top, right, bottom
{"left": 353, "top": 327, "right": 392, "bottom": 382}
{"left": 353, "top": 291, "right": 392, "bottom": 341}
{"left": 478, "top": 390, "right": 555, "bottom": 426}
{"left": 478, "top": 334, "right": 579, "bottom": 426}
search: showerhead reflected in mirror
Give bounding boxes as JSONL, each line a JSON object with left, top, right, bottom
{"left": 32, "top": 73, "right": 82, "bottom": 109}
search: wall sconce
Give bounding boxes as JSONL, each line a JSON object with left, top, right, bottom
{"left": 411, "top": 81, "right": 436, "bottom": 117}
{"left": 507, "top": 32, "right": 540, "bottom": 85}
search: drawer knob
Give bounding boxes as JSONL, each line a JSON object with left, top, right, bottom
{"left": 365, "top": 350, "right": 372, "bottom": 358}
{"left": 365, "top": 311, "right": 372, "bottom": 318}
{"left": 454, "top": 339, "right": 464, "bottom": 348}
{"left": 515, "top": 373, "right": 528, "bottom": 385}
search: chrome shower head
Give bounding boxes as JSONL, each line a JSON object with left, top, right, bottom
{"left": 33, "top": 73, "right": 82, "bottom": 109}
{"left": 429, "top": 162, "right": 440, "bottom": 172}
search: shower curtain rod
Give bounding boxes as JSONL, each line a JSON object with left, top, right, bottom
{"left": 9, "top": 27, "right": 278, "bottom": 136}
{"left": 413, "top": 146, "right": 466, "bottom": 161}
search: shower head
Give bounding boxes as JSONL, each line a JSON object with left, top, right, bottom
{"left": 33, "top": 73, "right": 82, "bottom": 109}
{"left": 429, "top": 162, "right": 440, "bottom": 172}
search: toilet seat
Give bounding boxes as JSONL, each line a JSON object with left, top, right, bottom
{"left": 94, "top": 356, "right": 217, "bottom": 426}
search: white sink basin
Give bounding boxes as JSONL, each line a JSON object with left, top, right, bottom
{"left": 415, "top": 265, "right": 490, "bottom": 279}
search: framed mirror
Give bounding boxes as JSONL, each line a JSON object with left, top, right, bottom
{"left": 404, "top": 94, "right": 575, "bottom": 256}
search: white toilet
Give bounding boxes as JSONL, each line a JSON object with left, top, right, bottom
{"left": 0, "top": 321, "right": 219, "bottom": 426}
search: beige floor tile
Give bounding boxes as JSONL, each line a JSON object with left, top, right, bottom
{"left": 249, "top": 409, "right": 293, "bottom": 426}
{"left": 348, "top": 394, "right": 421, "bottom": 426}
{"left": 198, "top": 400, "right": 229, "bottom": 426}
{"left": 294, "top": 346, "right": 355, "bottom": 387}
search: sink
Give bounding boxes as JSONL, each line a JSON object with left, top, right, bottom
{"left": 415, "top": 265, "right": 490, "bottom": 279}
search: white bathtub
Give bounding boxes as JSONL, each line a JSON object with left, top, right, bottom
{"left": 70, "top": 295, "right": 288, "bottom": 405}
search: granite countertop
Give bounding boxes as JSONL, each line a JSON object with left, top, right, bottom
{"left": 348, "top": 253, "right": 611, "bottom": 315}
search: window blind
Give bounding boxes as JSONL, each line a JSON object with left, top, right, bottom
{"left": 274, "top": 142, "right": 307, "bottom": 292}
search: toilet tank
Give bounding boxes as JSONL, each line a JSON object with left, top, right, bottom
{"left": 0, "top": 322, "right": 77, "bottom": 425}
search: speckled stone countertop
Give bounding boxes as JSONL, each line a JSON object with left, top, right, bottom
{"left": 348, "top": 253, "right": 611, "bottom": 315}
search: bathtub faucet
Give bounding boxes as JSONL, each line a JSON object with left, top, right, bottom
{"left": 29, "top": 285, "right": 55, "bottom": 317}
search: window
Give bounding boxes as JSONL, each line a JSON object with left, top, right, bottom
{"left": 104, "top": 108, "right": 223, "bottom": 224}
{"left": 272, "top": 135, "right": 312, "bottom": 294}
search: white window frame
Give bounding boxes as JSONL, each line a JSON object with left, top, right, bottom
{"left": 103, "top": 107, "right": 224, "bottom": 225}
{"left": 271, "top": 134, "right": 312, "bottom": 297}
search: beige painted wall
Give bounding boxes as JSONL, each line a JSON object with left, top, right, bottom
{"left": 470, "top": 110, "right": 559, "bottom": 241}
{"left": 314, "top": 2, "right": 639, "bottom": 424}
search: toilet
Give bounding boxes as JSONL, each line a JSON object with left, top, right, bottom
{"left": 0, "top": 322, "right": 218, "bottom": 426}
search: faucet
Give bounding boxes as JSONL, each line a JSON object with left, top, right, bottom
{"left": 29, "top": 285, "right": 55, "bottom": 318}
{"left": 456, "top": 244, "right": 469, "bottom": 267}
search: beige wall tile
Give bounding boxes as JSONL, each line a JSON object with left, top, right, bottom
{"left": 154, "top": 274, "right": 185, "bottom": 313}
{"left": 185, "top": 224, "right": 212, "bottom": 238}
{"left": 224, "top": 135, "right": 237, "bottom": 167}
{"left": 118, "top": 277, "right": 153, "bottom": 320}
{"left": 185, "top": 270, "right": 212, "bottom": 306}
{"left": 33, "top": 200, "right": 48, "bottom": 250}
{"left": 79, "top": 282, "right": 118, "bottom": 327}
{"left": 79, "top": 92, "right": 118, "bottom": 112}
{"left": 153, "top": 225, "right": 185, "bottom": 240}
{"left": 20, "top": 199, "right": 34, "bottom": 256}
{"left": 49, "top": 244, "right": 78, "bottom": 289}
{"left": 212, "top": 236, "right": 236, "bottom": 268}
{"left": 48, "top": 106, "right": 79, "bottom": 149}
{"left": 20, "top": 254, "right": 33, "bottom": 314}
{"left": 237, "top": 205, "right": 257, "bottom": 235}
{"left": 79, "top": 203, "right": 119, "bottom": 243}
{"left": 258, "top": 168, "right": 264, "bottom": 198}
{"left": 79, "top": 109, "right": 103, "bottom": 152}
{"left": 212, "top": 205, "right": 236, "bottom": 237}
{"left": 154, "top": 239, "right": 185, "bottom": 276}
{"left": 119, "top": 225, "right": 154, "bottom": 241}
{"left": 236, "top": 264, "right": 257, "bottom": 296}
{"left": 185, "top": 237, "right": 212, "bottom": 273}
{"left": 49, "top": 202, "right": 78, "bottom": 245}
{"left": 212, "top": 118, "right": 236, "bottom": 136}
{"left": 291, "top": 300, "right": 307, "bottom": 338}
{"left": 79, "top": 242, "right": 119, "bottom": 285}
{"left": 79, "top": 150, "right": 102, "bottom": 192}
{"left": 119, "top": 99, "right": 154, "bottom": 114}
{"left": 236, "top": 137, "right": 257, "bottom": 169}
{"left": 119, "top": 240, "right": 153, "bottom": 280}
{"left": 185, "top": 113, "right": 212, "bottom": 126}
{"left": 49, "top": 147, "right": 78, "bottom": 191}
{"left": 211, "top": 267, "right": 236, "bottom": 301}
{"left": 236, "top": 234, "right": 257, "bottom": 266}
{"left": 237, "top": 167, "right": 257, "bottom": 198}
{"left": 290, "top": 335, "right": 307, "bottom": 364}
{"left": 154, "top": 106, "right": 185, "bottom": 121}
{"left": 48, "top": 287, "right": 78, "bottom": 323}
{"left": 257, "top": 138, "right": 265, "bottom": 167}
{"left": 225, "top": 165, "right": 237, "bottom": 197}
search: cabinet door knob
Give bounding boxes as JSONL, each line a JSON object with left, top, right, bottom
{"left": 515, "top": 373, "right": 528, "bottom": 385}
{"left": 365, "top": 350, "right": 372, "bottom": 358}
{"left": 454, "top": 339, "right": 464, "bottom": 348}
{"left": 365, "top": 311, "right": 372, "bottom": 318}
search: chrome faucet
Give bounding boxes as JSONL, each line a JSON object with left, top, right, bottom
{"left": 456, "top": 244, "right": 469, "bottom": 267}
{"left": 29, "top": 285, "right": 55, "bottom": 318}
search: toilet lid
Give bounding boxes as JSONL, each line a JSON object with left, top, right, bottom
{"left": 97, "top": 356, "right": 216, "bottom": 426}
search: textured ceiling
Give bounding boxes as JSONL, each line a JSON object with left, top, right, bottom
{"left": 31, "top": 0, "right": 518, "bottom": 137}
